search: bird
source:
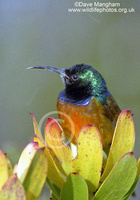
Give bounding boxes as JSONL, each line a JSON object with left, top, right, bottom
{"left": 28, "top": 64, "right": 121, "bottom": 148}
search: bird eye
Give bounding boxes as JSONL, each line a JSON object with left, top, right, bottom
{"left": 71, "top": 74, "right": 79, "bottom": 81}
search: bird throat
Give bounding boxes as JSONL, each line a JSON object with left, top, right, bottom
{"left": 59, "top": 83, "right": 109, "bottom": 106}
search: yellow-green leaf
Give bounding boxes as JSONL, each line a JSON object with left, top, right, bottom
{"left": 101, "top": 110, "right": 135, "bottom": 181}
{"left": 34, "top": 135, "right": 64, "bottom": 189}
{"left": 0, "top": 174, "right": 26, "bottom": 200}
{"left": 60, "top": 173, "right": 88, "bottom": 200}
{"left": 4, "top": 154, "right": 13, "bottom": 176}
{"left": 47, "top": 178, "right": 61, "bottom": 199}
{"left": 33, "top": 134, "right": 45, "bottom": 148}
{"left": 122, "top": 175, "right": 140, "bottom": 200}
{"left": 137, "top": 158, "right": 140, "bottom": 177}
{"left": 72, "top": 124, "right": 103, "bottom": 192}
{"left": 14, "top": 142, "right": 40, "bottom": 183}
{"left": 0, "top": 149, "right": 9, "bottom": 190}
{"left": 45, "top": 117, "right": 72, "bottom": 175}
{"left": 23, "top": 147, "right": 48, "bottom": 199}
{"left": 30, "top": 112, "right": 45, "bottom": 143}
{"left": 93, "top": 153, "right": 137, "bottom": 200}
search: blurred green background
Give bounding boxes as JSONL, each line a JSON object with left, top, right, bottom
{"left": 0, "top": 0, "right": 140, "bottom": 199}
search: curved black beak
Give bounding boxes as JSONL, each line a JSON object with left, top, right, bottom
{"left": 27, "top": 66, "right": 67, "bottom": 77}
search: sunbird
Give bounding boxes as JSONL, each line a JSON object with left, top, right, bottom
{"left": 28, "top": 64, "right": 121, "bottom": 147}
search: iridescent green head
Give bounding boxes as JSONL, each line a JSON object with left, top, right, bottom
{"left": 28, "top": 64, "right": 110, "bottom": 105}
{"left": 62, "top": 64, "right": 110, "bottom": 104}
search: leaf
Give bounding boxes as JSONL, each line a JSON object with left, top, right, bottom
{"left": 60, "top": 173, "right": 88, "bottom": 200}
{"left": 33, "top": 134, "right": 45, "bottom": 148}
{"left": 102, "top": 151, "right": 107, "bottom": 171}
{"left": 30, "top": 112, "right": 45, "bottom": 144}
{"left": 122, "top": 158, "right": 140, "bottom": 200}
{"left": 34, "top": 135, "right": 64, "bottom": 189}
{"left": 101, "top": 110, "right": 135, "bottom": 181}
{"left": 72, "top": 124, "right": 102, "bottom": 192}
{"left": 0, "top": 174, "right": 26, "bottom": 200}
{"left": 23, "top": 147, "right": 48, "bottom": 199}
{"left": 45, "top": 117, "right": 72, "bottom": 175}
{"left": 14, "top": 142, "right": 48, "bottom": 199}
{"left": 121, "top": 175, "right": 140, "bottom": 200}
{"left": 15, "top": 142, "right": 40, "bottom": 183}
{"left": 137, "top": 157, "right": 140, "bottom": 176}
{"left": 0, "top": 149, "right": 9, "bottom": 190}
{"left": 47, "top": 178, "right": 60, "bottom": 199}
{"left": 4, "top": 154, "right": 13, "bottom": 176}
{"left": 51, "top": 192, "right": 59, "bottom": 200}
{"left": 93, "top": 152, "right": 137, "bottom": 200}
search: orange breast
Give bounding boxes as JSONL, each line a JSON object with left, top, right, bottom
{"left": 57, "top": 96, "right": 121, "bottom": 147}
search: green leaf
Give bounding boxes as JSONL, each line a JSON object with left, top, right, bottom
{"left": 137, "top": 158, "right": 140, "bottom": 176}
{"left": 72, "top": 125, "right": 102, "bottom": 192}
{"left": 46, "top": 178, "right": 60, "bottom": 199}
{"left": 23, "top": 147, "right": 48, "bottom": 199}
{"left": 101, "top": 110, "right": 135, "bottom": 182}
{"left": 0, "top": 174, "right": 26, "bottom": 200}
{"left": 60, "top": 173, "right": 88, "bottom": 200}
{"left": 51, "top": 192, "right": 59, "bottom": 200}
{"left": 122, "top": 175, "right": 140, "bottom": 200}
{"left": 93, "top": 152, "right": 137, "bottom": 200}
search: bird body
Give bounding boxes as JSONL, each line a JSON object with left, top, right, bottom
{"left": 57, "top": 94, "right": 120, "bottom": 147}
{"left": 28, "top": 64, "right": 121, "bottom": 147}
